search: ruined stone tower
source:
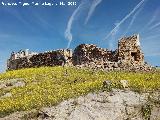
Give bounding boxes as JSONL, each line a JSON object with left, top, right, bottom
{"left": 118, "top": 34, "right": 144, "bottom": 65}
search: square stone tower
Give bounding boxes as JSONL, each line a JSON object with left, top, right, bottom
{"left": 118, "top": 34, "right": 144, "bottom": 65}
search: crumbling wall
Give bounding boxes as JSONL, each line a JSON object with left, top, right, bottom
{"left": 7, "top": 49, "right": 72, "bottom": 70}
{"left": 10, "top": 49, "right": 37, "bottom": 60}
{"left": 7, "top": 34, "right": 152, "bottom": 71}
{"left": 72, "top": 44, "right": 117, "bottom": 66}
{"left": 72, "top": 35, "right": 151, "bottom": 71}
{"left": 118, "top": 34, "right": 144, "bottom": 65}
{"left": 7, "top": 57, "right": 30, "bottom": 70}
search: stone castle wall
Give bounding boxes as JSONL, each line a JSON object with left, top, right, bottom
{"left": 7, "top": 49, "right": 72, "bottom": 70}
{"left": 72, "top": 34, "right": 151, "bottom": 71}
{"left": 7, "top": 34, "right": 152, "bottom": 71}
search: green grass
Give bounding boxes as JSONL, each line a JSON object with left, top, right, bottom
{"left": 0, "top": 66, "right": 160, "bottom": 117}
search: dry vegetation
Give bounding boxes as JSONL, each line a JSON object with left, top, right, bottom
{"left": 0, "top": 66, "right": 160, "bottom": 117}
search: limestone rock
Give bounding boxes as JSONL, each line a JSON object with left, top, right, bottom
{"left": 103, "top": 80, "right": 112, "bottom": 89}
{"left": 1, "top": 90, "right": 159, "bottom": 120}
{"left": 150, "top": 106, "right": 160, "bottom": 120}
{"left": 120, "top": 80, "right": 129, "bottom": 88}
{"left": 36, "top": 90, "right": 159, "bottom": 120}
{"left": 0, "top": 78, "right": 25, "bottom": 91}
{"left": 0, "top": 92, "right": 12, "bottom": 99}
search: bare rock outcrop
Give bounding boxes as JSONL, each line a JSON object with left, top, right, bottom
{"left": 1, "top": 89, "right": 159, "bottom": 120}
{"left": 0, "top": 78, "right": 25, "bottom": 99}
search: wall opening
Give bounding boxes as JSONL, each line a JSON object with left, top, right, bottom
{"left": 131, "top": 52, "right": 138, "bottom": 61}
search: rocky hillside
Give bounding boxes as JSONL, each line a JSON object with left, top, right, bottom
{"left": 0, "top": 67, "right": 160, "bottom": 119}
{"left": 1, "top": 89, "right": 160, "bottom": 120}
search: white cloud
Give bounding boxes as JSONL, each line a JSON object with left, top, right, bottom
{"left": 108, "top": 22, "right": 120, "bottom": 49}
{"left": 65, "top": 0, "right": 87, "bottom": 48}
{"left": 149, "top": 22, "right": 160, "bottom": 30}
{"left": 140, "top": 7, "right": 160, "bottom": 33}
{"left": 84, "top": 0, "right": 102, "bottom": 25}
{"left": 145, "top": 53, "right": 160, "bottom": 57}
{"left": 103, "top": 0, "right": 145, "bottom": 41}
{"left": 123, "top": 5, "right": 144, "bottom": 36}
{"left": 143, "top": 34, "right": 160, "bottom": 40}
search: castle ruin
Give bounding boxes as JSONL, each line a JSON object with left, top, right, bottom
{"left": 7, "top": 34, "right": 152, "bottom": 71}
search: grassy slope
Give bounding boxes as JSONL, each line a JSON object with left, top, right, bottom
{"left": 0, "top": 66, "right": 160, "bottom": 116}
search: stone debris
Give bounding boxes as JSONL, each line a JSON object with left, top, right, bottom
{"left": 7, "top": 34, "right": 153, "bottom": 71}
{"left": 102, "top": 80, "right": 112, "bottom": 91}
{"left": 0, "top": 78, "right": 25, "bottom": 91}
{"left": 120, "top": 80, "right": 129, "bottom": 88}
{"left": 0, "top": 83, "right": 6, "bottom": 89}
{"left": 0, "top": 92, "right": 12, "bottom": 99}
{"left": 150, "top": 106, "right": 160, "bottom": 120}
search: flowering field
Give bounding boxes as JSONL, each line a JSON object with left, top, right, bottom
{"left": 0, "top": 66, "right": 160, "bottom": 117}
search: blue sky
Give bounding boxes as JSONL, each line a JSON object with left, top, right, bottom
{"left": 0, "top": 0, "right": 160, "bottom": 72}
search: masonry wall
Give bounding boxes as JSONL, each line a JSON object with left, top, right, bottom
{"left": 118, "top": 34, "right": 144, "bottom": 65}
{"left": 72, "top": 35, "right": 150, "bottom": 71}
{"left": 72, "top": 44, "right": 119, "bottom": 69}
{"left": 7, "top": 34, "right": 152, "bottom": 71}
{"left": 7, "top": 49, "right": 72, "bottom": 70}
{"left": 72, "top": 44, "right": 115, "bottom": 64}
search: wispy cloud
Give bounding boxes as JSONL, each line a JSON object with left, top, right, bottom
{"left": 65, "top": 0, "right": 102, "bottom": 48}
{"left": 146, "top": 53, "right": 160, "bottom": 56}
{"left": 143, "top": 34, "right": 160, "bottom": 40}
{"left": 84, "top": 0, "right": 102, "bottom": 25}
{"left": 149, "top": 22, "right": 160, "bottom": 30}
{"left": 103, "top": 0, "right": 145, "bottom": 41}
{"left": 146, "top": 9, "right": 160, "bottom": 26}
{"left": 65, "top": 0, "right": 87, "bottom": 48}
{"left": 109, "top": 22, "right": 119, "bottom": 49}
{"left": 123, "top": 4, "right": 145, "bottom": 36}
{"left": 112, "top": 22, "right": 120, "bottom": 35}
{"left": 140, "top": 7, "right": 160, "bottom": 33}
